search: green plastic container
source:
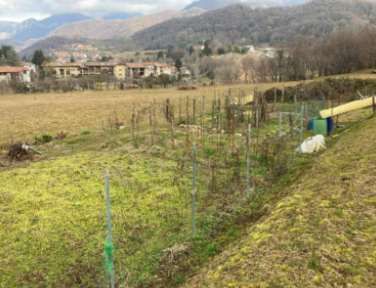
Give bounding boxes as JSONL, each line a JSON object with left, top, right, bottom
{"left": 312, "top": 118, "right": 328, "bottom": 135}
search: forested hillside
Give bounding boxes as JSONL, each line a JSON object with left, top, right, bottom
{"left": 133, "top": 0, "right": 376, "bottom": 49}
{"left": 184, "top": 0, "right": 306, "bottom": 11}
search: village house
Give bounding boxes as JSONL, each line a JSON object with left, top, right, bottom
{"left": 126, "top": 62, "right": 176, "bottom": 79}
{"left": 0, "top": 66, "right": 32, "bottom": 83}
{"left": 154, "top": 63, "right": 176, "bottom": 76}
{"left": 126, "top": 62, "right": 154, "bottom": 78}
{"left": 43, "top": 61, "right": 176, "bottom": 81}
{"left": 114, "top": 64, "right": 127, "bottom": 80}
{"left": 43, "top": 63, "right": 82, "bottom": 78}
{"left": 83, "top": 62, "right": 127, "bottom": 80}
{"left": 82, "top": 62, "right": 115, "bottom": 77}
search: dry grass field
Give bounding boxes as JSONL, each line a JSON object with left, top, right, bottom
{"left": 2, "top": 70, "right": 376, "bottom": 146}
{"left": 0, "top": 82, "right": 303, "bottom": 145}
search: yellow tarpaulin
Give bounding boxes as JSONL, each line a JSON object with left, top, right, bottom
{"left": 320, "top": 97, "right": 375, "bottom": 119}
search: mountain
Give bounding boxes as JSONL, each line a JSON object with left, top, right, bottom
{"left": 133, "top": 0, "right": 376, "bottom": 49}
{"left": 184, "top": 0, "right": 307, "bottom": 10}
{"left": 0, "top": 13, "right": 91, "bottom": 45}
{"left": 0, "top": 21, "right": 18, "bottom": 40}
{"left": 19, "top": 9, "right": 204, "bottom": 56}
{"left": 184, "top": 0, "right": 239, "bottom": 10}
{"left": 12, "top": 14, "right": 91, "bottom": 42}
{"left": 20, "top": 36, "right": 89, "bottom": 57}
{"left": 103, "top": 12, "right": 143, "bottom": 20}
{"left": 50, "top": 9, "right": 204, "bottom": 40}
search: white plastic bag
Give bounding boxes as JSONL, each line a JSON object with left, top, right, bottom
{"left": 297, "top": 135, "right": 326, "bottom": 154}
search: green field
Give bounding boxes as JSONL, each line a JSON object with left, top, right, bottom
{"left": 0, "top": 150, "right": 194, "bottom": 286}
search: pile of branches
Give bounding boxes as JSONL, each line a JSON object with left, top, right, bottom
{"left": 7, "top": 143, "right": 38, "bottom": 161}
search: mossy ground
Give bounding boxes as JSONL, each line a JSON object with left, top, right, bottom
{"left": 0, "top": 149, "right": 196, "bottom": 287}
{"left": 184, "top": 116, "right": 376, "bottom": 288}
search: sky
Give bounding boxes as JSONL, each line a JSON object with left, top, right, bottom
{"left": 0, "top": 0, "right": 194, "bottom": 22}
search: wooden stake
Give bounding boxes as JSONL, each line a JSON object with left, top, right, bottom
{"left": 191, "top": 144, "right": 197, "bottom": 237}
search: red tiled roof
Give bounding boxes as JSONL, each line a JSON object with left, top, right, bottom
{"left": 0, "top": 66, "right": 28, "bottom": 73}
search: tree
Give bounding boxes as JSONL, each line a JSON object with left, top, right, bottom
{"left": 31, "top": 50, "right": 46, "bottom": 67}
{"left": 0, "top": 45, "right": 20, "bottom": 66}
{"left": 201, "top": 40, "right": 213, "bottom": 57}
{"left": 232, "top": 46, "right": 241, "bottom": 54}
{"left": 70, "top": 55, "right": 76, "bottom": 63}
{"left": 189, "top": 46, "right": 195, "bottom": 56}
{"left": 100, "top": 55, "right": 113, "bottom": 62}
{"left": 175, "top": 58, "right": 183, "bottom": 72}
{"left": 157, "top": 51, "right": 165, "bottom": 60}
{"left": 158, "top": 74, "right": 172, "bottom": 88}
{"left": 241, "top": 55, "right": 257, "bottom": 83}
{"left": 167, "top": 47, "right": 185, "bottom": 62}
{"left": 217, "top": 47, "right": 226, "bottom": 55}
{"left": 199, "top": 55, "right": 241, "bottom": 83}
{"left": 213, "top": 55, "right": 241, "bottom": 84}
{"left": 199, "top": 57, "right": 216, "bottom": 80}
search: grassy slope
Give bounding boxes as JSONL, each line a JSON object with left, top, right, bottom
{"left": 184, "top": 117, "right": 376, "bottom": 287}
{"left": 0, "top": 147, "right": 195, "bottom": 287}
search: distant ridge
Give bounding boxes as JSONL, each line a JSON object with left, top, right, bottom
{"left": 0, "top": 13, "right": 91, "bottom": 43}
{"left": 134, "top": 0, "right": 376, "bottom": 49}
{"left": 50, "top": 9, "right": 204, "bottom": 40}
{"left": 103, "top": 12, "right": 143, "bottom": 20}
{"left": 184, "top": 0, "right": 307, "bottom": 11}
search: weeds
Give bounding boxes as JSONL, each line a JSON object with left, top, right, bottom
{"left": 34, "top": 134, "right": 53, "bottom": 144}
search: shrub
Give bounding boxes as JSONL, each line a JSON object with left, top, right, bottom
{"left": 34, "top": 134, "right": 53, "bottom": 144}
{"left": 81, "top": 130, "right": 91, "bottom": 136}
{"left": 177, "top": 85, "right": 197, "bottom": 91}
{"left": 55, "top": 131, "right": 68, "bottom": 140}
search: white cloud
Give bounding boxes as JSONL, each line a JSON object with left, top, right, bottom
{"left": 0, "top": 0, "right": 193, "bottom": 22}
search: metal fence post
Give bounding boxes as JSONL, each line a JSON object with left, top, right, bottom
{"left": 104, "top": 170, "right": 115, "bottom": 288}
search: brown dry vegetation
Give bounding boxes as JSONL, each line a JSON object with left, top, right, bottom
{"left": 1, "top": 72, "right": 375, "bottom": 145}
{"left": 0, "top": 82, "right": 302, "bottom": 145}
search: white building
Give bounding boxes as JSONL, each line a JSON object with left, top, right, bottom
{"left": 0, "top": 66, "right": 31, "bottom": 83}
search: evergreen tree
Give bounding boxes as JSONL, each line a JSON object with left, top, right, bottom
{"left": 175, "top": 58, "right": 183, "bottom": 72}
{"left": 0, "top": 45, "right": 20, "bottom": 66}
{"left": 31, "top": 50, "right": 46, "bottom": 67}
{"left": 157, "top": 51, "right": 165, "bottom": 60}
{"left": 189, "top": 46, "right": 195, "bottom": 56}
{"left": 201, "top": 40, "right": 213, "bottom": 57}
{"left": 217, "top": 47, "right": 226, "bottom": 55}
